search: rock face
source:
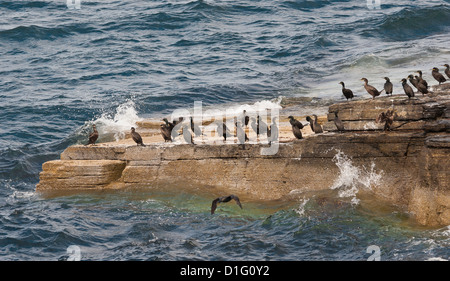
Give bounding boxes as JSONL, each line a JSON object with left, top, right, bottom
{"left": 36, "top": 85, "right": 450, "bottom": 227}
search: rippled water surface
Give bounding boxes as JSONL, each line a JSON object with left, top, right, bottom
{"left": 0, "top": 0, "right": 449, "bottom": 261}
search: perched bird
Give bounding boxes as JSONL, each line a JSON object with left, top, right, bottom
{"left": 443, "top": 64, "right": 450, "bottom": 79}
{"left": 408, "top": 74, "right": 420, "bottom": 90}
{"left": 306, "top": 115, "right": 323, "bottom": 134}
{"left": 432, "top": 67, "right": 446, "bottom": 85}
{"left": 401, "top": 78, "right": 414, "bottom": 100}
{"left": 250, "top": 116, "right": 268, "bottom": 137}
{"left": 267, "top": 117, "right": 278, "bottom": 144}
{"left": 416, "top": 71, "right": 428, "bottom": 88}
{"left": 376, "top": 109, "right": 396, "bottom": 131}
{"left": 242, "top": 110, "right": 250, "bottom": 127}
{"left": 131, "top": 127, "right": 145, "bottom": 146}
{"left": 86, "top": 124, "right": 98, "bottom": 145}
{"left": 217, "top": 121, "right": 231, "bottom": 142}
{"left": 288, "top": 116, "right": 304, "bottom": 139}
{"left": 173, "top": 117, "right": 184, "bottom": 126}
{"left": 383, "top": 77, "right": 393, "bottom": 96}
{"left": 235, "top": 120, "right": 249, "bottom": 144}
{"left": 339, "top": 82, "right": 354, "bottom": 101}
{"left": 163, "top": 118, "right": 175, "bottom": 130}
{"left": 312, "top": 114, "right": 323, "bottom": 133}
{"left": 160, "top": 124, "right": 172, "bottom": 142}
{"left": 257, "top": 115, "right": 268, "bottom": 136}
{"left": 190, "top": 116, "right": 203, "bottom": 137}
{"left": 211, "top": 195, "right": 243, "bottom": 215}
{"left": 361, "top": 78, "right": 384, "bottom": 99}
{"left": 250, "top": 117, "right": 259, "bottom": 137}
{"left": 334, "top": 112, "right": 345, "bottom": 132}
{"left": 182, "top": 124, "right": 194, "bottom": 144}
{"left": 414, "top": 75, "right": 429, "bottom": 95}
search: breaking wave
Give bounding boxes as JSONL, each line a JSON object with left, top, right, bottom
{"left": 330, "top": 150, "right": 384, "bottom": 205}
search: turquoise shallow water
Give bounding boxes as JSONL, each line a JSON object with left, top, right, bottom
{"left": 0, "top": 0, "right": 449, "bottom": 260}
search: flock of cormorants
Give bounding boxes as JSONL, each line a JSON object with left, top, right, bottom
{"left": 86, "top": 64, "right": 449, "bottom": 146}
{"left": 341, "top": 65, "right": 448, "bottom": 101}
{"left": 83, "top": 64, "right": 449, "bottom": 214}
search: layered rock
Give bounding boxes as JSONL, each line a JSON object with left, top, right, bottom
{"left": 36, "top": 84, "right": 450, "bottom": 227}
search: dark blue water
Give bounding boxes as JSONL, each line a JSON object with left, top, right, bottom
{"left": 0, "top": 0, "right": 449, "bottom": 261}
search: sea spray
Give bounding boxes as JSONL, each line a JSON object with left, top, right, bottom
{"left": 93, "top": 100, "right": 143, "bottom": 142}
{"left": 330, "top": 150, "right": 383, "bottom": 205}
{"left": 294, "top": 197, "right": 310, "bottom": 217}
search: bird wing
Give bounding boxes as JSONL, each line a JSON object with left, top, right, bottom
{"left": 133, "top": 132, "right": 143, "bottom": 143}
{"left": 89, "top": 131, "right": 98, "bottom": 141}
{"left": 231, "top": 195, "right": 243, "bottom": 209}
{"left": 294, "top": 120, "right": 304, "bottom": 129}
{"left": 211, "top": 198, "right": 220, "bottom": 214}
{"left": 160, "top": 127, "right": 171, "bottom": 140}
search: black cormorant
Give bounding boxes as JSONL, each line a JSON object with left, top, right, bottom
{"left": 334, "top": 112, "right": 344, "bottom": 132}
{"left": 416, "top": 71, "right": 428, "bottom": 88}
{"left": 305, "top": 115, "right": 323, "bottom": 134}
{"left": 267, "top": 117, "right": 278, "bottom": 144}
{"left": 250, "top": 117, "right": 259, "bottom": 137}
{"left": 408, "top": 74, "right": 419, "bottom": 90}
{"left": 414, "top": 75, "right": 429, "bottom": 95}
{"left": 443, "top": 64, "right": 450, "bottom": 79}
{"left": 182, "top": 124, "right": 194, "bottom": 144}
{"left": 401, "top": 78, "right": 414, "bottom": 100}
{"left": 383, "top": 77, "right": 393, "bottom": 96}
{"left": 288, "top": 116, "right": 304, "bottom": 139}
{"left": 190, "top": 117, "right": 203, "bottom": 137}
{"left": 376, "top": 109, "right": 396, "bottom": 131}
{"left": 86, "top": 124, "right": 98, "bottom": 145}
{"left": 217, "top": 121, "right": 231, "bottom": 142}
{"left": 361, "top": 78, "right": 383, "bottom": 99}
{"left": 160, "top": 124, "right": 172, "bottom": 142}
{"left": 211, "top": 195, "right": 242, "bottom": 214}
{"left": 432, "top": 67, "right": 446, "bottom": 85}
{"left": 339, "top": 82, "right": 354, "bottom": 101}
{"left": 131, "top": 127, "right": 145, "bottom": 146}
{"left": 235, "top": 120, "right": 248, "bottom": 144}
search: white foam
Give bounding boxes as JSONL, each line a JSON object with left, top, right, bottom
{"left": 93, "top": 100, "right": 143, "bottom": 141}
{"left": 294, "top": 197, "right": 309, "bottom": 217}
{"left": 330, "top": 150, "right": 383, "bottom": 205}
{"left": 195, "top": 97, "right": 283, "bottom": 119}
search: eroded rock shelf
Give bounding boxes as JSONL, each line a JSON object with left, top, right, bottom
{"left": 36, "top": 84, "right": 450, "bottom": 227}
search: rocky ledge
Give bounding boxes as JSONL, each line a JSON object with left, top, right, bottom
{"left": 36, "top": 84, "right": 450, "bottom": 227}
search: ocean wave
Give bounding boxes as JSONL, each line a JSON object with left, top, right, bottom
{"left": 0, "top": 0, "right": 56, "bottom": 10}
{"left": 366, "top": 5, "right": 450, "bottom": 41}
{"left": 0, "top": 24, "right": 102, "bottom": 41}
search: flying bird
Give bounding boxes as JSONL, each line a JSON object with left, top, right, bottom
{"left": 211, "top": 195, "right": 243, "bottom": 215}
